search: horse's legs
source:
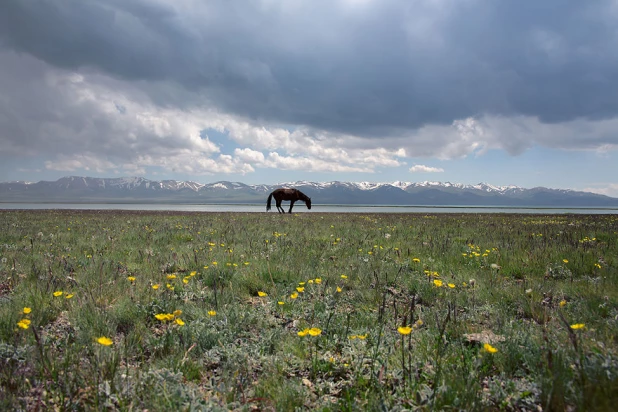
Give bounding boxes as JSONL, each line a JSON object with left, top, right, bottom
{"left": 276, "top": 199, "right": 284, "bottom": 213}
{"left": 288, "top": 200, "right": 295, "bottom": 213}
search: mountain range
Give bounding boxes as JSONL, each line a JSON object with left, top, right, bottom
{"left": 1, "top": 176, "right": 617, "bottom": 207}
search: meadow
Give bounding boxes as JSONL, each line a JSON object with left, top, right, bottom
{"left": 0, "top": 210, "right": 617, "bottom": 411}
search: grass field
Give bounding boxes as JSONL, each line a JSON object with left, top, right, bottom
{"left": 1, "top": 210, "right": 617, "bottom": 411}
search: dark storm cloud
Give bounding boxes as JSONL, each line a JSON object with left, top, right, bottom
{"left": 1, "top": 0, "right": 617, "bottom": 137}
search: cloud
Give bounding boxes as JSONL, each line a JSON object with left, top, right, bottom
{"left": 580, "top": 183, "right": 618, "bottom": 198}
{"left": 409, "top": 165, "right": 444, "bottom": 173}
{"left": 1, "top": 0, "right": 618, "bottom": 180}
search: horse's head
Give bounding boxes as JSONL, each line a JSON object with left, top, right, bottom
{"left": 306, "top": 197, "right": 312, "bottom": 210}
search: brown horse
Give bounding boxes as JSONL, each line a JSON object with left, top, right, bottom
{"left": 266, "top": 188, "right": 312, "bottom": 213}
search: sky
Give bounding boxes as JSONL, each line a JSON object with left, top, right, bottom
{"left": 1, "top": 0, "right": 618, "bottom": 197}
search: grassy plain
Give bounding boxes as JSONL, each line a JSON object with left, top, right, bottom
{"left": 0, "top": 210, "right": 617, "bottom": 411}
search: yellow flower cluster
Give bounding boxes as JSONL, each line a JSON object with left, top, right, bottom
{"left": 154, "top": 309, "right": 185, "bottom": 325}
{"left": 297, "top": 327, "right": 322, "bottom": 337}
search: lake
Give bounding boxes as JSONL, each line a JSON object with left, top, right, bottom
{"left": 1, "top": 203, "right": 617, "bottom": 214}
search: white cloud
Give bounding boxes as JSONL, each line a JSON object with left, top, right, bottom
{"left": 580, "top": 183, "right": 618, "bottom": 198}
{"left": 409, "top": 165, "right": 444, "bottom": 173}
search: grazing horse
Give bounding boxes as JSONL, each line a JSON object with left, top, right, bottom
{"left": 266, "top": 188, "right": 312, "bottom": 214}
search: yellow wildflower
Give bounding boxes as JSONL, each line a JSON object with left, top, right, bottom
{"left": 127, "top": 276, "right": 136, "bottom": 282}
{"left": 297, "top": 329, "right": 309, "bottom": 337}
{"left": 167, "top": 274, "right": 177, "bottom": 280}
{"left": 570, "top": 323, "right": 585, "bottom": 330}
{"left": 208, "top": 310, "right": 217, "bottom": 316}
{"left": 17, "top": 319, "right": 31, "bottom": 329}
{"left": 341, "top": 275, "right": 348, "bottom": 279}
{"left": 447, "top": 283, "right": 456, "bottom": 289}
{"left": 296, "top": 287, "right": 305, "bottom": 293}
{"left": 190, "top": 271, "right": 197, "bottom": 277}
{"left": 290, "top": 292, "right": 298, "bottom": 299}
{"left": 53, "top": 291, "right": 63, "bottom": 297}
{"left": 336, "top": 286, "right": 342, "bottom": 293}
{"left": 398, "top": 326, "right": 412, "bottom": 335}
{"left": 175, "top": 318, "right": 185, "bottom": 326}
{"left": 23, "top": 307, "right": 32, "bottom": 314}
{"left": 65, "top": 293, "right": 74, "bottom": 299}
{"left": 97, "top": 336, "right": 113, "bottom": 346}
{"left": 152, "top": 284, "right": 160, "bottom": 290}
{"left": 559, "top": 299, "right": 567, "bottom": 307}
{"left": 308, "top": 327, "right": 322, "bottom": 336}
{"left": 483, "top": 343, "right": 498, "bottom": 353}
{"left": 257, "top": 291, "right": 268, "bottom": 297}
{"left": 278, "top": 301, "right": 285, "bottom": 305}
{"left": 315, "top": 278, "right": 322, "bottom": 284}
{"left": 173, "top": 309, "right": 182, "bottom": 317}
{"left": 433, "top": 279, "right": 443, "bottom": 287}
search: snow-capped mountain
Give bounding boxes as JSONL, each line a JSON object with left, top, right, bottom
{"left": 1, "top": 176, "right": 616, "bottom": 207}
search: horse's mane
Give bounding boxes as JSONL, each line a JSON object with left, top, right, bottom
{"left": 297, "top": 190, "right": 309, "bottom": 201}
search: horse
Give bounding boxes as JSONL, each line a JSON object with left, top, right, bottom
{"left": 266, "top": 188, "right": 312, "bottom": 214}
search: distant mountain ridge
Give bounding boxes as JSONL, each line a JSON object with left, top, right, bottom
{"left": 1, "top": 176, "right": 617, "bottom": 207}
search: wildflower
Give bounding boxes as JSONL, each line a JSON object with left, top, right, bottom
{"left": 414, "top": 319, "right": 424, "bottom": 328}
{"left": 173, "top": 309, "right": 182, "bottom": 317}
{"left": 212, "top": 261, "right": 218, "bottom": 266}
{"left": 336, "top": 286, "right": 342, "bottom": 293}
{"left": 183, "top": 277, "right": 190, "bottom": 284}
{"left": 433, "top": 279, "right": 443, "bottom": 287}
{"left": 349, "top": 335, "right": 358, "bottom": 340}
{"left": 469, "top": 279, "right": 476, "bottom": 288}
{"left": 17, "top": 319, "right": 31, "bottom": 329}
{"left": 447, "top": 283, "right": 456, "bottom": 289}
{"left": 299, "top": 282, "right": 306, "bottom": 286}
{"left": 175, "top": 318, "right": 185, "bottom": 326}
{"left": 357, "top": 334, "right": 368, "bottom": 340}
{"left": 296, "top": 287, "right": 305, "bottom": 293}
{"left": 341, "top": 275, "right": 348, "bottom": 279}
{"left": 398, "top": 326, "right": 412, "bottom": 335}
{"left": 563, "top": 259, "right": 569, "bottom": 264}
{"left": 307, "top": 279, "right": 314, "bottom": 284}
{"left": 308, "top": 327, "right": 322, "bottom": 336}
{"left": 412, "top": 258, "right": 420, "bottom": 263}
{"left": 483, "top": 343, "right": 498, "bottom": 353}
{"left": 155, "top": 313, "right": 174, "bottom": 321}
{"left": 127, "top": 276, "right": 136, "bottom": 282}
{"left": 297, "top": 329, "right": 309, "bottom": 337}
{"left": 594, "top": 263, "right": 602, "bottom": 269}
{"left": 559, "top": 299, "right": 567, "bottom": 307}
{"left": 65, "top": 293, "right": 74, "bottom": 299}
{"left": 525, "top": 289, "right": 533, "bottom": 295}
{"left": 315, "top": 278, "right": 322, "bottom": 284}
{"left": 166, "top": 283, "right": 174, "bottom": 290}
{"left": 167, "top": 274, "right": 177, "bottom": 280}
{"left": 152, "top": 284, "right": 160, "bottom": 290}
{"left": 290, "top": 292, "right": 298, "bottom": 299}
{"left": 97, "top": 336, "right": 113, "bottom": 346}
{"left": 208, "top": 310, "right": 217, "bottom": 316}
{"left": 23, "top": 307, "right": 32, "bottom": 314}
{"left": 570, "top": 323, "right": 585, "bottom": 330}
{"left": 278, "top": 301, "right": 285, "bottom": 305}
{"left": 53, "top": 291, "right": 63, "bottom": 297}
{"left": 190, "top": 271, "right": 197, "bottom": 277}
{"left": 257, "top": 291, "right": 268, "bottom": 297}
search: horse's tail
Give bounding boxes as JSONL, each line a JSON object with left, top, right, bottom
{"left": 266, "top": 193, "right": 273, "bottom": 211}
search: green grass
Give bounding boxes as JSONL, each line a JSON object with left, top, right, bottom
{"left": 1, "top": 210, "right": 617, "bottom": 410}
